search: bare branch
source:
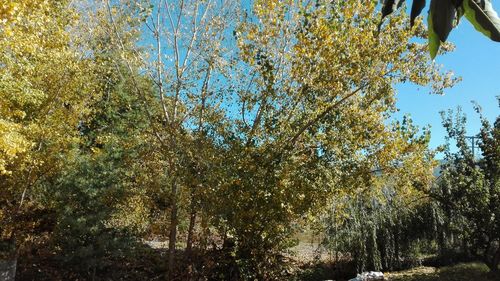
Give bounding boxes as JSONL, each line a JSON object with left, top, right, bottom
{"left": 155, "top": 0, "right": 171, "bottom": 124}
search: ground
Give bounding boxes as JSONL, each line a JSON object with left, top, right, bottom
{"left": 386, "top": 263, "right": 498, "bottom": 281}
{"left": 13, "top": 233, "right": 500, "bottom": 280}
{"left": 295, "top": 262, "right": 499, "bottom": 281}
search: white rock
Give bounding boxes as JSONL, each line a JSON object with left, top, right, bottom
{"left": 348, "top": 271, "right": 384, "bottom": 281}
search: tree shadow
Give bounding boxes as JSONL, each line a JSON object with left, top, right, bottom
{"left": 388, "top": 263, "right": 496, "bottom": 281}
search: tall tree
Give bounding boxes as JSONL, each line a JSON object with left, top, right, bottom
{"left": 433, "top": 101, "right": 500, "bottom": 273}
{"left": 104, "top": 0, "right": 239, "bottom": 277}
{"left": 41, "top": 3, "right": 157, "bottom": 277}
{"left": 104, "top": 0, "right": 458, "bottom": 278}
{"left": 0, "top": 0, "right": 98, "bottom": 254}
{"left": 201, "top": 0, "right": 456, "bottom": 277}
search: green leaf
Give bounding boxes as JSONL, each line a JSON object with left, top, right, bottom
{"left": 428, "top": 0, "right": 457, "bottom": 58}
{"left": 428, "top": 8, "right": 441, "bottom": 59}
{"left": 463, "top": 0, "right": 500, "bottom": 42}
{"left": 431, "top": 0, "right": 457, "bottom": 42}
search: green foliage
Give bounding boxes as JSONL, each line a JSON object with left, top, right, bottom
{"left": 49, "top": 153, "right": 133, "bottom": 277}
{"left": 320, "top": 177, "right": 437, "bottom": 272}
{"left": 463, "top": 0, "right": 500, "bottom": 42}
{"left": 43, "top": 7, "right": 157, "bottom": 276}
{"left": 431, "top": 101, "right": 500, "bottom": 272}
{"left": 316, "top": 117, "right": 437, "bottom": 272}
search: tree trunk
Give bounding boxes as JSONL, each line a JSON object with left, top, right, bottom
{"left": 438, "top": 228, "right": 446, "bottom": 257}
{"left": 461, "top": 237, "right": 469, "bottom": 258}
{"left": 168, "top": 180, "right": 178, "bottom": 281}
{"left": 186, "top": 209, "right": 196, "bottom": 256}
{"left": 199, "top": 213, "right": 210, "bottom": 251}
{"left": 394, "top": 229, "right": 400, "bottom": 268}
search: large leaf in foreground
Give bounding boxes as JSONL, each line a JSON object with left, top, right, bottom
{"left": 379, "top": 0, "right": 500, "bottom": 58}
{"left": 411, "top": 0, "right": 427, "bottom": 27}
{"left": 463, "top": 0, "right": 500, "bottom": 41}
{"left": 428, "top": 0, "right": 457, "bottom": 58}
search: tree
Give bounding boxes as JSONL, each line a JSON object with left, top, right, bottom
{"left": 380, "top": 0, "right": 500, "bottom": 58}
{"left": 103, "top": 0, "right": 240, "bottom": 278}
{"left": 433, "top": 101, "right": 500, "bottom": 272}
{"left": 43, "top": 3, "right": 157, "bottom": 277}
{"left": 320, "top": 117, "right": 437, "bottom": 272}
{"left": 57, "top": 0, "right": 458, "bottom": 278}
{"left": 0, "top": 0, "right": 98, "bottom": 256}
{"left": 197, "top": 1, "right": 455, "bottom": 278}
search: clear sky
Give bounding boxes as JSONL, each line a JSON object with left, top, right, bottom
{"left": 393, "top": 2, "right": 500, "bottom": 151}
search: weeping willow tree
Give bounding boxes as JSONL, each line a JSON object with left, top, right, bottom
{"left": 322, "top": 189, "right": 437, "bottom": 272}
{"left": 380, "top": 0, "right": 500, "bottom": 58}
{"left": 321, "top": 102, "right": 500, "bottom": 274}
{"left": 319, "top": 117, "right": 439, "bottom": 272}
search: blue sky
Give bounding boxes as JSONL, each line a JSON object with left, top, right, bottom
{"left": 393, "top": 2, "right": 500, "bottom": 151}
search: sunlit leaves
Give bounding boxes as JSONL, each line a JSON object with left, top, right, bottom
{"left": 0, "top": 0, "right": 467, "bottom": 277}
{"left": 0, "top": 0, "right": 95, "bottom": 176}
{"left": 213, "top": 1, "right": 455, "bottom": 275}
{"left": 0, "top": 0, "right": 99, "bottom": 246}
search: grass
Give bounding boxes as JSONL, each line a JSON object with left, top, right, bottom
{"left": 293, "top": 262, "right": 500, "bottom": 281}
{"left": 386, "top": 262, "right": 499, "bottom": 281}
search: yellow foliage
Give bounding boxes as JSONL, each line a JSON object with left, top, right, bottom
{"left": 0, "top": 0, "right": 97, "bottom": 204}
